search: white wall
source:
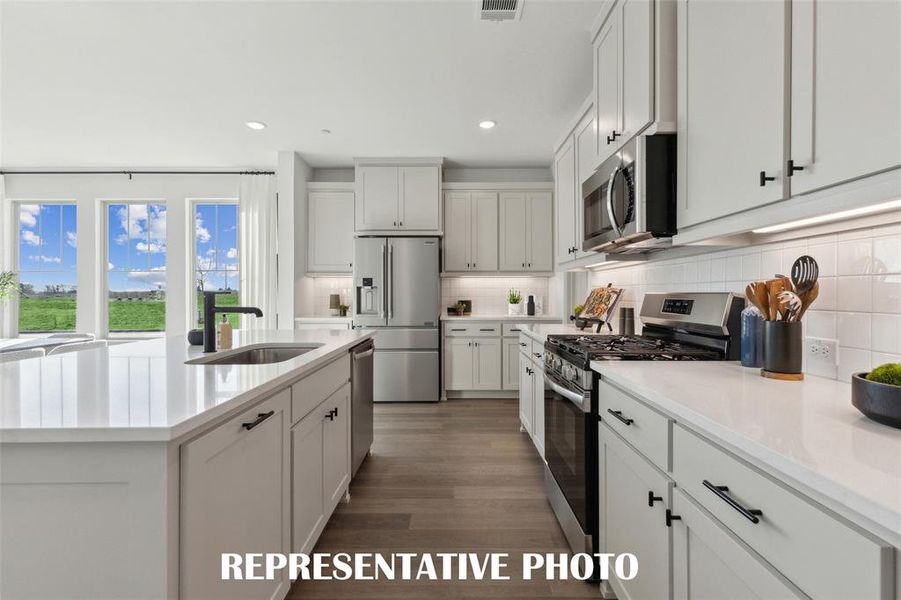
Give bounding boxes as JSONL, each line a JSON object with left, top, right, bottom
{"left": 441, "top": 276, "right": 553, "bottom": 316}
{"left": 1, "top": 173, "right": 244, "bottom": 338}
{"left": 276, "top": 152, "right": 312, "bottom": 328}
{"left": 584, "top": 220, "right": 901, "bottom": 381}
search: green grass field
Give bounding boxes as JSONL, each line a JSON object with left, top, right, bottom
{"left": 18, "top": 293, "right": 240, "bottom": 332}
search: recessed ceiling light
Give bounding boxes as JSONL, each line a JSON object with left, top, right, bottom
{"left": 245, "top": 121, "right": 267, "bottom": 130}
{"left": 479, "top": 120, "right": 496, "bottom": 129}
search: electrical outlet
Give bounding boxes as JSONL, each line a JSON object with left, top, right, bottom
{"left": 804, "top": 337, "right": 838, "bottom": 379}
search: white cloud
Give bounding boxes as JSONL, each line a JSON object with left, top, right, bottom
{"left": 108, "top": 262, "right": 115, "bottom": 271}
{"left": 135, "top": 241, "right": 165, "bottom": 254}
{"left": 28, "top": 255, "right": 61, "bottom": 264}
{"left": 21, "top": 230, "right": 41, "bottom": 246}
{"left": 19, "top": 205, "right": 39, "bottom": 228}
{"left": 127, "top": 266, "right": 167, "bottom": 288}
{"left": 115, "top": 204, "right": 166, "bottom": 245}
{"left": 206, "top": 248, "right": 216, "bottom": 257}
{"left": 195, "top": 212, "right": 211, "bottom": 243}
{"left": 226, "top": 247, "right": 238, "bottom": 259}
{"left": 66, "top": 231, "right": 77, "bottom": 248}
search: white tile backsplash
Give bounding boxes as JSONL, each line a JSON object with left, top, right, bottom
{"left": 309, "top": 277, "right": 353, "bottom": 317}
{"left": 442, "top": 277, "right": 551, "bottom": 316}
{"left": 587, "top": 221, "right": 901, "bottom": 381}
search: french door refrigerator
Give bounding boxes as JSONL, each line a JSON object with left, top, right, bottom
{"left": 353, "top": 237, "right": 440, "bottom": 402}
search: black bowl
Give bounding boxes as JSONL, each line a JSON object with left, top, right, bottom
{"left": 851, "top": 373, "right": 901, "bottom": 429}
{"left": 187, "top": 329, "right": 204, "bottom": 346}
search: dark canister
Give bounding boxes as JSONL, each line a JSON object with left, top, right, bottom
{"left": 526, "top": 295, "right": 535, "bottom": 316}
{"left": 740, "top": 306, "right": 764, "bottom": 368}
{"left": 763, "top": 320, "right": 803, "bottom": 374}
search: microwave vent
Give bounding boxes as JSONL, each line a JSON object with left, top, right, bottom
{"left": 478, "top": 0, "right": 522, "bottom": 21}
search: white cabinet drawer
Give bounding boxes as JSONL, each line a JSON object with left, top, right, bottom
{"left": 291, "top": 355, "right": 350, "bottom": 424}
{"left": 597, "top": 380, "right": 671, "bottom": 472}
{"left": 672, "top": 425, "right": 892, "bottom": 600}
{"left": 502, "top": 323, "right": 525, "bottom": 337}
{"left": 444, "top": 322, "right": 501, "bottom": 337}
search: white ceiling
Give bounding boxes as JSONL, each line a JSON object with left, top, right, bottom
{"left": 0, "top": 0, "right": 597, "bottom": 170}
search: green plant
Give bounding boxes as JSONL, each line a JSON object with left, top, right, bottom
{"left": 573, "top": 303, "right": 585, "bottom": 316}
{"left": 507, "top": 289, "right": 522, "bottom": 304}
{"left": 0, "top": 271, "right": 17, "bottom": 301}
{"left": 866, "top": 363, "right": 901, "bottom": 387}
{"left": 454, "top": 301, "right": 467, "bottom": 315}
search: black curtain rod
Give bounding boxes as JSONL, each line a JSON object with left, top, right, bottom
{"left": 0, "top": 170, "right": 275, "bottom": 178}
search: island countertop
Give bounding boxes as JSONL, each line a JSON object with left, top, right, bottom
{"left": 591, "top": 360, "right": 901, "bottom": 547}
{"left": 0, "top": 329, "right": 372, "bottom": 444}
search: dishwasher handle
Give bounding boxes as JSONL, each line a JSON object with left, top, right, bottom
{"left": 353, "top": 348, "right": 375, "bottom": 360}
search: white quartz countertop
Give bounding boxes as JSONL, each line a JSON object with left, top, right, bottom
{"left": 441, "top": 314, "right": 561, "bottom": 322}
{"left": 591, "top": 360, "right": 901, "bottom": 546}
{"left": 0, "top": 329, "right": 372, "bottom": 444}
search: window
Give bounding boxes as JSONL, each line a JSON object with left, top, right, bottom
{"left": 107, "top": 203, "right": 167, "bottom": 333}
{"left": 194, "top": 203, "right": 240, "bottom": 327}
{"left": 17, "top": 203, "right": 78, "bottom": 332}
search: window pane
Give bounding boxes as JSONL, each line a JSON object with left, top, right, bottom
{"left": 18, "top": 203, "right": 77, "bottom": 332}
{"left": 108, "top": 203, "right": 166, "bottom": 333}
{"left": 195, "top": 203, "right": 240, "bottom": 327}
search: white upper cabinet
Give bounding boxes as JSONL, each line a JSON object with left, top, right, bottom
{"left": 308, "top": 190, "right": 354, "bottom": 273}
{"left": 443, "top": 191, "right": 498, "bottom": 272}
{"left": 499, "top": 191, "right": 553, "bottom": 272}
{"left": 399, "top": 166, "right": 441, "bottom": 230}
{"left": 555, "top": 135, "right": 578, "bottom": 264}
{"left": 789, "top": 0, "right": 901, "bottom": 196}
{"left": 354, "top": 159, "right": 442, "bottom": 233}
{"left": 677, "top": 0, "right": 786, "bottom": 228}
{"left": 595, "top": 14, "right": 621, "bottom": 164}
{"left": 620, "top": 0, "right": 654, "bottom": 142}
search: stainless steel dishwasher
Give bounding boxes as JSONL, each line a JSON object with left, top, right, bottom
{"left": 350, "top": 339, "right": 374, "bottom": 477}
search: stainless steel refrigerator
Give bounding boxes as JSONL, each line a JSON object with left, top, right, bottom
{"left": 353, "top": 237, "right": 440, "bottom": 402}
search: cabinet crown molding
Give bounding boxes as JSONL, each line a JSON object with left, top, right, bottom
{"left": 353, "top": 157, "right": 444, "bottom": 167}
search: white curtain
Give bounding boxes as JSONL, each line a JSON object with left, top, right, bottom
{"left": 0, "top": 174, "right": 12, "bottom": 338}
{"left": 239, "top": 175, "right": 277, "bottom": 330}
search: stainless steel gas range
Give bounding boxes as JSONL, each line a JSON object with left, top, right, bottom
{"left": 542, "top": 292, "right": 743, "bottom": 578}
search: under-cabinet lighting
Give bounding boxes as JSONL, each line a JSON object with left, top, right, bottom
{"left": 752, "top": 198, "right": 901, "bottom": 234}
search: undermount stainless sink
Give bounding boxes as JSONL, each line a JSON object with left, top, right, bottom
{"left": 187, "top": 344, "right": 323, "bottom": 365}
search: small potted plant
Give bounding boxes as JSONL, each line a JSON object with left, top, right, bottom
{"left": 851, "top": 364, "right": 901, "bottom": 429}
{"left": 338, "top": 304, "right": 350, "bottom": 318}
{"left": 572, "top": 303, "right": 586, "bottom": 328}
{"left": 507, "top": 289, "right": 522, "bottom": 316}
{"left": 454, "top": 301, "right": 467, "bottom": 316}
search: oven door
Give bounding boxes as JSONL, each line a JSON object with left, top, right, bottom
{"left": 544, "top": 369, "right": 593, "bottom": 535}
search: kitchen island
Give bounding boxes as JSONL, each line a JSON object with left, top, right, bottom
{"left": 592, "top": 360, "right": 901, "bottom": 600}
{"left": 0, "top": 329, "right": 372, "bottom": 600}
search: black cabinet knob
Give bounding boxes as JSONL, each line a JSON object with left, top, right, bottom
{"left": 648, "top": 491, "right": 663, "bottom": 507}
{"left": 607, "top": 130, "right": 621, "bottom": 145}
{"left": 787, "top": 159, "right": 805, "bottom": 177}
{"left": 759, "top": 171, "right": 776, "bottom": 187}
{"left": 665, "top": 509, "right": 682, "bottom": 527}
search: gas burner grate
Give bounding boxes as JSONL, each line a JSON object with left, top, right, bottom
{"left": 547, "top": 334, "right": 722, "bottom": 361}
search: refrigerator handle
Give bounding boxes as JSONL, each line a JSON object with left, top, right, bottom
{"left": 387, "top": 243, "right": 394, "bottom": 320}
{"left": 380, "top": 244, "right": 386, "bottom": 319}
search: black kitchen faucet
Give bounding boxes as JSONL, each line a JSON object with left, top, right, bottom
{"left": 202, "top": 291, "right": 263, "bottom": 353}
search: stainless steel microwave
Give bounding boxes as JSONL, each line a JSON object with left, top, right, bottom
{"left": 581, "top": 134, "right": 677, "bottom": 254}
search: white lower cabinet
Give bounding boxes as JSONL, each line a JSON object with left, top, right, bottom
{"left": 293, "top": 382, "right": 351, "bottom": 554}
{"left": 671, "top": 489, "right": 804, "bottom": 599}
{"left": 599, "top": 425, "right": 671, "bottom": 600}
{"left": 444, "top": 337, "right": 501, "bottom": 390}
{"left": 518, "top": 355, "right": 534, "bottom": 436}
{"left": 531, "top": 361, "right": 545, "bottom": 458}
{"left": 502, "top": 338, "right": 521, "bottom": 391}
{"left": 181, "top": 389, "right": 292, "bottom": 600}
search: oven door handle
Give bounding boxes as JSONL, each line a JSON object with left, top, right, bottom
{"left": 606, "top": 164, "right": 624, "bottom": 238}
{"left": 544, "top": 373, "right": 589, "bottom": 413}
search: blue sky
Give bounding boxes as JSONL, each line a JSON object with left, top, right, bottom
{"left": 19, "top": 202, "right": 239, "bottom": 293}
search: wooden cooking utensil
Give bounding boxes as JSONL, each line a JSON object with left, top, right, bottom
{"left": 746, "top": 283, "right": 766, "bottom": 315}
{"left": 796, "top": 280, "right": 819, "bottom": 320}
{"left": 766, "top": 278, "right": 786, "bottom": 321}
{"left": 777, "top": 290, "right": 803, "bottom": 322}
{"left": 754, "top": 281, "right": 770, "bottom": 320}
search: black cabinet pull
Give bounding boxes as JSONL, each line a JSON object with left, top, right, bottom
{"left": 519, "top": 342, "right": 527, "bottom": 347}
{"left": 479, "top": 328, "right": 495, "bottom": 332}
{"left": 393, "top": 221, "right": 397, "bottom": 226}
{"left": 665, "top": 509, "right": 682, "bottom": 527}
{"left": 702, "top": 480, "right": 763, "bottom": 524}
{"left": 325, "top": 411, "right": 335, "bottom": 421}
{"left": 759, "top": 171, "right": 776, "bottom": 186}
{"left": 473, "top": 263, "right": 476, "bottom": 268}
{"left": 533, "top": 352, "right": 541, "bottom": 358}
{"left": 787, "top": 159, "right": 804, "bottom": 176}
{"left": 522, "top": 263, "right": 525, "bottom": 267}
{"left": 242, "top": 410, "right": 275, "bottom": 431}
{"left": 648, "top": 491, "right": 663, "bottom": 507}
{"left": 466, "top": 263, "right": 470, "bottom": 268}
{"left": 399, "top": 221, "right": 403, "bottom": 227}
{"left": 607, "top": 409, "right": 634, "bottom": 426}
{"left": 526, "top": 367, "right": 533, "bottom": 375}
{"left": 332, "top": 407, "right": 338, "bottom": 418}
{"left": 451, "top": 328, "right": 466, "bottom": 331}
{"left": 607, "top": 130, "right": 621, "bottom": 145}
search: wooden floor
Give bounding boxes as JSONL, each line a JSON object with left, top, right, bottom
{"left": 288, "top": 398, "right": 600, "bottom": 599}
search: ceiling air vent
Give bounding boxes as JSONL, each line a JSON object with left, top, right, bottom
{"left": 478, "top": 0, "right": 522, "bottom": 22}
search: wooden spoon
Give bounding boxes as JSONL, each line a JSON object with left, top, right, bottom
{"left": 754, "top": 281, "right": 770, "bottom": 320}
{"left": 746, "top": 283, "right": 766, "bottom": 315}
{"left": 796, "top": 280, "right": 819, "bottom": 320}
{"left": 766, "top": 278, "right": 785, "bottom": 321}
